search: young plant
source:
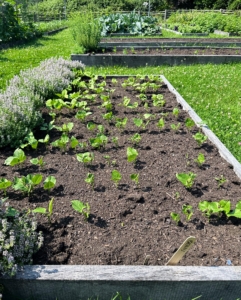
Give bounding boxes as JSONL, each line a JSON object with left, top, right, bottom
{"left": 87, "top": 121, "right": 96, "bottom": 131}
{"left": 227, "top": 200, "right": 241, "bottom": 219}
{"left": 70, "top": 136, "right": 79, "bottom": 150}
{"left": 130, "top": 173, "right": 139, "bottom": 185}
{"left": 176, "top": 172, "right": 196, "bottom": 189}
{"left": 40, "top": 120, "right": 55, "bottom": 132}
{"left": 97, "top": 125, "right": 105, "bottom": 134}
{"left": 170, "top": 123, "right": 180, "bottom": 131}
{"left": 32, "top": 198, "right": 54, "bottom": 223}
{"left": 123, "top": 48, "right": 128, "bottom": 55}
{"left": 111, "top": 170, "right": 122, "bottom": 187}
{"left": 152, "top": 94, "right": 165, "bottom": 107}
{"left": 13, "top": 174, "right": 43, "bottom": 196}
{"left": 76, "top": 152, "right": 94, "bottom": 166}
{"left": 130, "top": 133, "right": 141, "bottom": 146}
{"left": 51, "top": 134, "right": 69, "bottom": 152}
{"left": 46, "top": 98, "right": 66, "bottom": 110}
{"left": 38, "top": 134, "right": 50, "bottom": 148}
{"left": 122, "top": 96, "right": 138, "bottom": 109}
{"left": 30, "top": 156, "right": 45, "bottom": 169}
{"left": 115, "top": 117, "right": 128, "bottom": 131}
{"left": 54, "top": 122, "right": 74, "bottom": 135}
{"left": 198, "top": 200, "right": 220, "bottom": 219}
{"left": 0, "top": 178, "right": 12, "bottom": 196}
{"left": 127, "top": 147, "right": 138, "bottom": 163}
{"left": 102, "top": 112, "right": 113, "bottom": 123}
{"left": 182, "top": 204, "right": 193, "bottom": 221}
{"left": 71, "top": 200, "right": 90, "bottom": 221}
{"left": 89, "top": 134, "right": 108, "bottom": 149}
{"left": 43, "top": 176, "right": 56, "bottom": 192}
{"left": 157, "top": 118, "right": 165, "bottom": 130}
{"left": 170, "top": 212, "right": 180, "bottom": 225}
{"left": 75, "top": 110, "right": 92, "bottom": 122}
{"left": 172, "top": 107, "right": 179, "bottom": 117}
{"left": 5, "top": 148, "right": 26, "bottom": 167}
{"left": 193, "top": 132, "right": 208, "bottom": 146}
{"left": 215, "top": 175, "right": 226, "bottom": 188}
{"left": 101, "top": 100, "right": 113, "bottom": 112}
{"left": 85, "top": 173, "right": 95, "bottom": 189}
{"left": 185, "top": 118, "right": 195, "bottom": 131}
{"left": 20, "top": 131, "right": 38, "bottom": 150}
{"left": 112, "top": 137, "right": 119, "bottom": 147}
{"left": 195, "top": 153, "right": 205, "bottom": 167}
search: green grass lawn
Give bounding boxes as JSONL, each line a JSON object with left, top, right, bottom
{"left": 1, "top": 28, "right": 241, "bottom": 163}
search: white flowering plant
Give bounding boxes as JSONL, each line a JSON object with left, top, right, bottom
{"left": 0, "top": 198, "right": 43, "bottom": 277}
{"left": 0, "top": 57, "right": 85, "bottom": 148}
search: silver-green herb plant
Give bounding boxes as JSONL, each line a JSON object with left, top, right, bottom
{"left": 0, "top": 198, "right": 43, "bottom": 276}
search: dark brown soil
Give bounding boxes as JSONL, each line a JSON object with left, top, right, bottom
{"left": 98, "top": 47, "right": 241, "bottom": 55}
{"left": 1, "top": 76, "right": 241, "bottom": 267}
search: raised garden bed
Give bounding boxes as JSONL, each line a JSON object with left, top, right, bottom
{"left": 160, "top": 27, "right": 208, "bottom": 36}
{"left": 2, "top": 75, "right": 241, "bottom": 299}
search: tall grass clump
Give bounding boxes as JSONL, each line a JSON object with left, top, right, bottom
{"left": 0, "top": 57, "right": 85, "bottom": 148}
{"left": 69, "top": 11, "right": 102, "bottom": 53}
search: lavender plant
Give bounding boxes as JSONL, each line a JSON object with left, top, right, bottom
{"left": 0, "top": 58, "right": 85, "bottom": 148}
{"left": 0, "top": 198, "right": 43, "bottom": 277}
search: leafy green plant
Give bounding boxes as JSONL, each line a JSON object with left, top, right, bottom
{"left": 76, "top": 152, "right": 94, "bottom": 166}
{"left": 198, "top": 200, "right": 220, "bottom": 219}
{"left": 89, "top": 134, "right": 108, "bottom": 149}
{"left": 51, "top": 134, "right": 69, "bottom": 152}
{"left": 111, "top": 170, "right": 122, "bottom": 187}
{"left": 170, "top": 123, "right": 180, "bottom": 131}
{"left": 193, "top": 132, "right": 208, "bottom": 146}
{"left": 43, "top": 176, "right": 56, "bottom": 192}
{"left": 152, "top": 94, "right": 165, "bottom": 107}
{"left": 85, "top": 173, "right": 95, "bottom": 189}
{"left": 173, "top": 107, "right": 179, "bottom": 117}
{"left": 102, "top": 112, "right": 113, "bottom": 123}
{"left": 104, "top": 155, "right": 111, "bottom": 166}
{"left": 13, "top": 174, "right": 43, "bottom": 196}
{"left": 46, "top": 98, "right": 66, "bottom": 110}
{"left": 40, "top": 120, "right": 55, "bottom": 132}
{"left": 38, "top": 134, "right": 50, "bottom": 148}
{"left": 127, "top": 147, "right": 138, "bottom": 163}
{"left": 32, "top": 198, "right": 54, "bottom": 223}
{"left": 87, "top": 121, "right": 96, "bottom": 131}
{"left": 4, "top": 148, "right": 26, "bottom": 167}
{"left": 215, "top": 175, "right": 226, "bottom": 188}
{"left": 185, "top": 118, "right": 195, "bottom": 130}
{"left": 0, "top": 178, "right": 12, "bottom": 196}
{"left": 227, "top": 200, "right": 241, "bottom": 218}
{"left": 115, "top": 117, "right": 128, "bottom": 131}
{"left": 130, "top": 173, "right": 139, "bottom": 185}
{"left": 54, "top": 122, "right": 74, "bottom": 135}
{"left": 176, "top": 172, "right": 196, "bottom": 189}
{"left": 195, "top": 153, "right": 205, "bottom": 167}
{"left": 130, "top": 133, "right": 141, "bottom": 146}
{"left": 20, "top": 131, "right": 38, "bottom": 150}
{"left": 157, "top": 118, "right": 165, "bottom": 130}
{"left": 71, "top": 200, "right": 90, "bottom": 220}
{"left": 30, "top": 156, "right": 45, "bottom": 169}
{"left": 75, "top": 110, "right": 92, "bottom": 122}
{"left": 97, "top": 125, "right": 105, "bottom": 134}
{"left": 112, "top": 137, "right": 119, "bottom": 147}
{"left": 170, "top": 212, "right": 180, "bottom": 225}
{"left": 182, "top": 204, "right": 193, "bottom": 221}
{"left": 70, "top": 136, "right": 79, "bottom": 150}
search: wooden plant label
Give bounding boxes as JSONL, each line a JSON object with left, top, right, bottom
{"left": 166, "top": 236, "right": 196, "bottom": 266}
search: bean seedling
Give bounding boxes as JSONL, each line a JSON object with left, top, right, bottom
{"left": 71, "top": 200, "right": 90, "bottom": 221}
{"left": 112, "top": 137, "right": 119, "bottom": 147}
{"left": 127, "top": 147, "right": 138, "bottom": 163}
{"left": 215, "top": 175, "right": 226, "bottom": 188}
{"left": 130, "top": 133, "right": 141, "bottom": 146}
{"left": 30, "top": 156, "right": 45, "bottom": 169}
{"left": 172, "top": 108, "right": 179, "bottom": 117}
{"left": 195, "top": 153, "right": 205, "bottom": 167}
{"left": 176, "top": 172, "right": 196, "bottom": 189}
{"left": 111, "top": 170, "right": 122, "bottom": 187}
{"left": 32, "top": 197, "right": 54, "bottom": 223}
{"left": 43, "top": 176, "right": 56, "bottom": 192}
{"left": 0, "top": 178, "right": 12, "bottom": 196}
{"left": 5, "top": 148, "right": 26, "bottom": 167}
{"left": 85, "top": 173, "right": 95, "bottom": 189}
{"left": 193, "top": 132, "right": 208, "bottom": 146}
{"left": 185, "top": 118, "right": 195, "bottom": 130}
{"left": 157, "top": 118, "right": 165, "bottom": 130}
{"left": 13, "top": 174, "right": 43, "bottom": 196}
{"left": 170, "top": 212, "right": 180, "bottom": 225}
{"left": 130, "top": 173, "right": 139, "bottom": 185}
{"left": 170, "top": 123, "right": 180, "bottom": 131}
{"left": 182, "top": 204, "right": 193, "bottom": 221}
{"left": 76, "top": 152, "right": 94, "bottom": 166}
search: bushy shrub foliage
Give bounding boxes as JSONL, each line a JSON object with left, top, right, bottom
{"left": 0, "top": 57, "right": 85, "bottom": 148}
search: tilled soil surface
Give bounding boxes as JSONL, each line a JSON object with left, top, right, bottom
{"left": 101, "top": 38, "right": 241, "bottom": 43}
{"left": 1, "top": 76, "right": 241, "bottom": 267}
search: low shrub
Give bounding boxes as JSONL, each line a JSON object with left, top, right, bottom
{"left": 0, "top": 198, "right": 44, "bottom": 277}
{"left": 0, "top": 57, "right": 85, "bottom": 148}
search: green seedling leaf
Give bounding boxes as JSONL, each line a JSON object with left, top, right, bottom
{"left": 43, "top": 176, "right": 56, "bottom": 191}
{"left": 40, "top": 120, "right": 55, "bottom": 131}
{"left": 32, "top": 207, "right": 46, "bottom": 214}
{"left": 130, "top": 173, "right": 139, "bottom": 185}
{"left": 195, "top": 153, "right": 205, "bottom": 167}
{"left": 111, "top": 170, "right": 122, "bottom": 187}
{"left": 0, "top": 178, "right": 12, "bottom": 196}
{"left": 193, "top": 132, "right": 208, "bottom": 146}
{"left": 112, "top": 137, "right": 119, "bottom": 147}
{"left": 87, "top": 122, "right": 96, "bottom": 131}
{"left": 76, "top": 152, "right": 94, "bottom": 165}
{"left": 6, "top": 207, "right": 17, "bottom": 217}
{"left": 176, "top": 172, "right": 196, "bottom": 189}
{"left": 70, "top": 136, "right": 79, "bottom": 150}
{"left": 85, "top": 173, "right": 95, "bottom": 188}
{"left": 30, "top": 156, "right": 45, "bottom": 168}
{"left": 71, "top": 200, "right": 90, "bottom": 220}
{"left": 102, "top": 112, "right": 113, "bottom": 122}
{"left": 198, "top": 201, "right": 220, "bottom": 218}
{"left": 170, "top": 212, "right": 180, "bottom": 225}
{"left": 97, "top": 125, "right": 104, "bottom": 134}
{"left": 130, "top": 133, "right": 141, "bottom": 145}
{"left": 38, "top": 134, "right": 50, "bottom": 145}
{"left": 182, "top": 204, "right": 193, "bottom": 221}
{"left": 157, "top": 118, "right": 165, "bottom": 130}
{"left": 5, "top": 148, "right": 26, "bottom": 167}
{"left": 215, "top": 175, "right": 226, "bottom": 188}
{"left": 185, "top": 118, "right": 195, "bottom": 130}
{"left": 133, "top": 118, "right": 143, "bottom": 128}
{"left": 171, "top": 123, "right": 180, "bottom": 131}
{"left": 104, "top": 155, "right": 111, "bottom": 166}
{"left": 219, "top": 200, "right": 231, "bottom": 215}
{"left": 173, "top": 108, "right": 179, "bottom": 117}
{"left": 127, "top": 147, "right": 138, "bottom": 163}
{"left": 32, "top": 198, "right": 54, "bottom": 223}
{"left": 115, "top": 117, "right": 128, "bottom": 130}
{"left": 75, "top": 110, "right": 92, "bottom": 122}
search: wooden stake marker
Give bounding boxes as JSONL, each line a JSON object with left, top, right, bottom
{"left": 166, "top": 236, "right": 196, "bottom": 266}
